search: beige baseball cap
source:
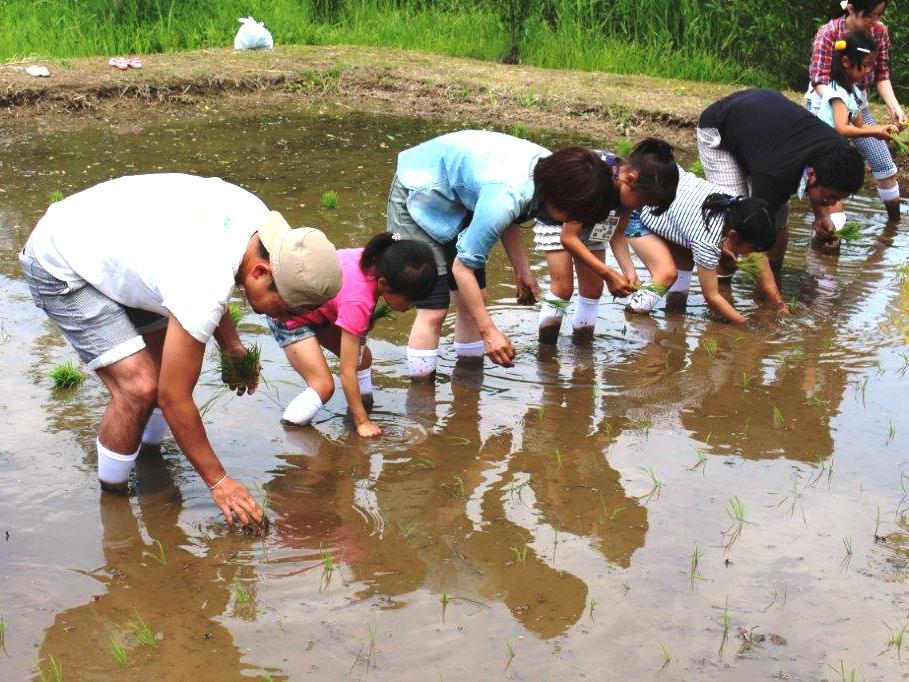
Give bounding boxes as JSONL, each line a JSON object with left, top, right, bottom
{"left": 257, "top": 211, "right": 341, "bottom": 311}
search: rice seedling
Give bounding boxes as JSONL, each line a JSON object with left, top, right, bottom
{"left": 689, "top": 544, "right": 707, "bottom": 583}
{"left": 688, "top": 447, "right": 709, "bottom": 474}
{"left": 718, "top": 595, "right": 730, "bottom": 656}
{"left": 415, "top": 457, "right": 435, "bottom": 469}
{"left": 452, "top": 475, "right": 467, "bottom": 499}
{"left": 890, "top": 128, "right": 909, "bottom": 156}
{"left": 396, "top": 520, "right": 417, "bottom": 539}
{"left": 897, "top": 261, "right": 909, "bottom": 283}
{"left": 49, "top": 360, "right": 85, "bottom": 389}
{"left": 663, "top": 350, "right": 671, "bottom": 370}
{"left": 600, "top": 497, "right": 626, "bottom": 520}
{"left": 772, "top": 405, "right": 785, "bottom": 430}
{"left": 688, "top": 159, "right": 705, "bottom": 178}
{"left": 511, "top": 123, "right": 530, "bottom": 139}
{"left": 447, "top": 435, "right": 471, "bottom": 446}
{"left": 853, "top": 377, "right": 868, "bottom": 407}
{"left": 552, "top": 528, "right": 559, "bottom": 561}
{"left": 807, "top": 455, "right": 835, "bottom": 488}
{"left": 504, "top": 641, "right": 516, "bottom": 671}
{"left": 702, "top": 337, "right": 717, "bottom": 359}
{"left": 835, "top": 221, "right": 863, "bottom": 244}
{"left": 370, "top": 301, "right": 397, "bottom": 326}
{"left": 231, "top": 578, "right": 250, "bottom": 604}
{"left": 227, "top": 302, "right": 243, "bottom": 326}
{"left": 440, "top": 592, "right": 450, "bottom": 623}
{"left": 737, "top": 373, "right": 758, "bottom": 391}
{"left": 723, "top": 496, "right": 746, "bottom": 553}
{"left": 320, "top": 544, "right": 335, "bottom": 591}
{"left": 37, "top": 655, "right": 63, "bottom": 682}
{"left": 808, "top": 394, "right": 828, "bottom": 407}
{"left": 827, "top": 659, "right": 858, "bottom": 681}
{"left": 619, "top": 582, "right": 631, "bottom": 597}
{"left": 130, "top": 611, "right": 156, "bottom": 647}
{"left": 887, "top": 419, "right": 897, "bottom": 446}
{"left": 736, "top": 253, "right": 764, "bottom": 279}
{"left": 840, "top": 536, "right": 854, "bottom": 571}
{"left": 658, "top": 642, "right": 672, "bottom": 671}
{"left": 587, "top": 596, "right": 597, "bottom": 621}
{"left": 881, "top": 619, "right": 909, "bottom": 661}
{"left": 48, "top": 190, "right": 64, "bottom": 204}
{"left": 320, "top": 190, "right": 339, "bottom": 209}
{"left": 614, "top": 138, "right": 634, "bottom": 157}
{"left": 109, "top": 635, "right": 127, "bottom": 666}
{"left": 143, "top": 539, "right": 167, "bottom": 566}
{"left": 874, "top": 505, "right": 886, "bottom": 543}
{"left": 631, "top": 418, "right": 652, "bottom": 437}
{"left": 543, "top": 296, "right": 572, "bottom": 315}
{"left": 218, "top": 343, "right": 261, "bottom": 388}
{"left": 637, "top": 467, "right": 663, "bottom": 503}
{"left": 260, "top": 674, "right": 274, "bottom": 682}
{"left": 350, "top": 621, "right": 378, "bottom": 675}
{"left": 0, "top": 610, "right": 6, "bottom": 656}
{"left": 761, "top": 583, "right": 788, "bottom": 612}
{"left": 553, "top": 448, "right": 562, "bottom": 468}
{"left": 510, "top": 543, "right": 529, "bottom": 565}
{"left": 536, "top": 404, "right": 545, "bottom": 421}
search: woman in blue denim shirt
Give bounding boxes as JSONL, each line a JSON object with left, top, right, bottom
{"left": 387, "top": 129, "right": 617, "bottom": 379}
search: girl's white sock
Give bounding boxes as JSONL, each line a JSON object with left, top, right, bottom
{"left": 97, "top": 437, "right": 139, "bottom": 486}
{"left": 141, "top": 408, "right": 168, "bottom": 446}
{"left": 538, "top": 289, "right": 568, "bottom": 329}
{"left": 406, "top": 347, "right": 438, "bottom": 380}
{"left": 454, "top": 340, "right": 485, "bottom": 358}
{"left": 357, "top": 368, "right": 373, "bottom": 396}
{"left": 829, "top": 211, "right": 847, "bottom": 231}
{"left": 282, "top": 387, "right": 323, "bottom": 426}
{"left": 879, "top": 184, "right": 900, "bottom": 203}
{"left": 572, "top": 295, "right": 600, "bottom": 330}
{"left": 668, "top": 270, "right": 692, "bottom": 294}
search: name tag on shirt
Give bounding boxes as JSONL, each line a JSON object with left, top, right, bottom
{"left": 588, "top": 216, "right": 619, "bottom": 242}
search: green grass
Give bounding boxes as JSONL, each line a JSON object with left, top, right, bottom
{"left": 109, "top": 635, "right": 128, "bottom": 667}
{"left": 50, "top": 360, "right": 85, "bottom": 390}
{"left": 511, "top": 123, "right": 530, "bottom": 139}
{"left": 232, "top": 579, "right": 251, "bottom": 604}
{"left": 130, "top": 611, "right": 156, "bottom": 647}
{"left": 510, "top": 543, "right": 529, "bottom": 565}
{"left": 613, "top": 138, "right": 634, "bottom": 157}
{"left": 48, "top": 190, "right": 64, "bottom": 204}
{"left": 37, "top": 655, "right": 63, "bottom": 682}
{"left": 227, "top": 302, "right": 244, "bottom": 326}
{"left": 688, "top": 544, "right": 706, "bottom": 583}
{"left": 320, "top": 191, "right": 339, "bottom": 209}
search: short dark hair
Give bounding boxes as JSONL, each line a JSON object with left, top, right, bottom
{"left": 361, "top": 233, "right": 437, "bottom": 301}
{"left": 702, "top": 194, "right": 776, "bottom": 252}
{"left": 624, "top": 138, "right": 679, "bottom": 215}
{"left": 533, "top": 147, "right": 618, "bottom": 225}
{"left": 811, "top": 145, "right": 866, "bottom": 194}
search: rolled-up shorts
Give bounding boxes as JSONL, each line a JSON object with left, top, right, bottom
{"left": 804, "top": 88, "right": 898, "bottom": 180}
{"left": 19, "top": 250, "right": 168, "bottom": 370}
{"left": 267, "top": 317, "right": 368, "bottom": 349}
{"left": 386, "top": 176, "right": 486, "bottom": 310}
{"left": 696, "top": 127, "right": 789, "bottom": 231}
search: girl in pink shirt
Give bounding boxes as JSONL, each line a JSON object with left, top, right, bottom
{"left": 268, "top": 233, "right": 436, "bottom": 436}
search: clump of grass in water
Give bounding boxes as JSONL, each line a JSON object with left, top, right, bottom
{"left": 718, "top": 595, "right": 730, "bottom": 656}
{"left": 882, "top": 619, "right": 909, "bottom": 661}
{"left": 636, "top": 467, "right": 663, "bottom": 503}
{"left": 702, "top": 337, "right": 718, "bottom": 359}
{"left": 736, "top": 253, "right": 764, "bottom": 279}
{"left": 48, "top": 190, "right": 64, "bottom": 204}
{"left": 321, "top": 191, "right": 339, "bottom": 209}
{"left": 130, "top": 611, "right": 156, "bottom": 647}
{"left": 50, "top": 360, "right": 84, "bottom": 390}
{"left": 37, "top": 655, "right": 63, "bottom": 682}
{"left": 840, "top": 536, "right": 854, "bottom": 571}
{"left": 218, "top": 343, "right": 261, "bottom": 388}
{"left": 231, "top": 578, "right": 250, "bottom": 604}
{"left": 511, "top": 123, "right": 530, "bottom": 139}
{"left": 227, "top": 302, "right": 243, "bottom": 326}
{"left": 142, "top": 539, "right": 166, "bottom": 566}
{"left": 510, "top": 543, "right": 529, "bottom": 565}
{"left": 689, "top": 544, "right": 707, "bottom": 583}
{"left": 723, "top": 496, "right": 746, "bottom": 553}
{"left": 836, "top": 221, "right": 863, "bottom": 244}
{"left": 320, "top": 544, "right": 335, "bottom": 591}
{"left": 827, "top": 659, "right": 859, "bottom": 681}
{"left": 109, "top": 635, "right": 127, "bottom": 666}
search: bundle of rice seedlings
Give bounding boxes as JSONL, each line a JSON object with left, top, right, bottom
{"left": 543, "top": 297, "right": 572, "bottom": 314}
{"left": 227, "top": 303, "right": 243, "bottom": 326}
{"left": 891, "top": 129, "right": 909, "bottom": 157}
{"left": 370, "top": 301, "right": 397, "bottom": 326}
{"left": 639, "top": 282, "right": 669, "bottom": 296}
{"left": 50, "top": 360, "right": 85, "bottom": 389}
{"left": 836, "top": 221, "right": 863, "bottom": 244}
{"left": 218, "top": 343, "right": 261, "bottom": 387}
{"left": 736, "top": 253, "right": 764, "bottom": 279}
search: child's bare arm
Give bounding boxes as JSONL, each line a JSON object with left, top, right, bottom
{"left": 609, "top": 213, "right": 639, "bottom": 289}
{"left": 561, "top": 221, "right": 634, "bottom": 296}
{"left": 339, "top": 330, "right": 380, "bottom": 437}
{"left": 698, "top": 269, "right": 747, "bottom": 324}
{"left": 833, "top": 100, "right": 895, "bottom": 140}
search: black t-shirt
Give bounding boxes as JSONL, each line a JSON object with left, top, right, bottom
{"left": 699, "top": 88, "right": 851, "bottom": 216}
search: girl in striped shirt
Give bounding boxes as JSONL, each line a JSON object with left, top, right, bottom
{"left": 619, "top": 168, "right": 785, "bottom": 324}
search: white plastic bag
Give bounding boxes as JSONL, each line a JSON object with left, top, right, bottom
{"left": 233, "top": 16, "right": 274, "bottom": 51}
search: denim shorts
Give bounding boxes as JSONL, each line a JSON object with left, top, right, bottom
{"left": 624, "top": 210, "right": 653, "bottom": 238}
{"left": 20, "top": 250, "right": 167, "bottom": 370}
{"left": 268, "top": 317, "right": 368, "bottom": 349}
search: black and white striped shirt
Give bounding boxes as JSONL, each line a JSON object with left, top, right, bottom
{"left": 640, "top": 168, "right": 732, "bottom": 270}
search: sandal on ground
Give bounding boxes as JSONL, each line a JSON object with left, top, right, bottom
{"left": 126, "top": 57, "right": 143, "bottom": 69}
{"left": 108, "top": 57, "right": 128, "bottom": 70}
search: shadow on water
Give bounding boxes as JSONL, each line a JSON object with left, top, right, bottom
{"left": 1, "top": 105, "right": 909, "bottom": 678}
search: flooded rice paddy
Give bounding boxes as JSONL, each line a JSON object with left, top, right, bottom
{"left": 1, "top": 106, "right": 909, "bottom": 680}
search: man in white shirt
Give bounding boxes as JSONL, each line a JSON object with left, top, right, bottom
{"left": 20, "top": 174, "right": 341, "bottom": 529}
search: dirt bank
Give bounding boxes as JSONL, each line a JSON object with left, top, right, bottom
{"left": 2, "top": 44, "right": 906, "bottom": 180}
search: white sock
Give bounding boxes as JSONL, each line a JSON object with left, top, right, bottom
{"left": 572, "top": 295, "right": 599, "bottom": 330}
{"left": 282, "top": 386, "right": 323, "bottom": 425}
{"left": 357, "top": 368, "right": 373, "bottom": 396}
{"left": 829, "top": 212, "right": 847, "bottom": 231}
{"left": 879, "top": 184, "right": 900, "bottom": 203}
{"left": 406, "top": 347, "right": 438, "bottom": 380}
{"left": 538, "top": 289, "right": 568, "bottom": 329}
{"left": 454, "top": 340, "right": 485, "bottom": 358}
{"left": 97, "top": 437, "right": 139, "bottom": 486}
{"left": 141, "top": 408, "right": 168, "bottom": 446}
{"left": 668, "top": 270, "right": 692, "bottom": 294}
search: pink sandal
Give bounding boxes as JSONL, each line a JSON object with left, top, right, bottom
{"left": 126, "top": 57, "right": 142, "bottom": 69}
{"left": 108, "top": 57, "right": 128, "bottom": 71}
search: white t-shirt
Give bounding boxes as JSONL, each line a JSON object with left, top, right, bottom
{"left": 26, "top": 174, "right": 269, "bottom": 343}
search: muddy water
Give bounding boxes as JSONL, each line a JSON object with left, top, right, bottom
{"left": 1, "top": 105, "right": 909, "bottom": 681}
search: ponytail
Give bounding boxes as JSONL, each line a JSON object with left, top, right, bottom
{"left": 624, "top": 138, "right": 679, "bottom": 215}
{"left": 701, "top": 194, "right": 776, "bottom": 252}
{"left": 361, "top": 233, "right": 437, "bottom": 301}
{"left": 835, "top": 0, "right": 888, "bottom": 19}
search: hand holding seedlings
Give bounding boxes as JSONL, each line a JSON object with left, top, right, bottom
{"left": 210, "top": 474, "right": 268, "bottom": 532}
{"left": 219, "top": 343, "right": 261, "bottom": 396}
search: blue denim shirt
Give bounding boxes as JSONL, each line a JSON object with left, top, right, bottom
{"left": 396, "top": 130, "right": 550, "bottom": 270}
